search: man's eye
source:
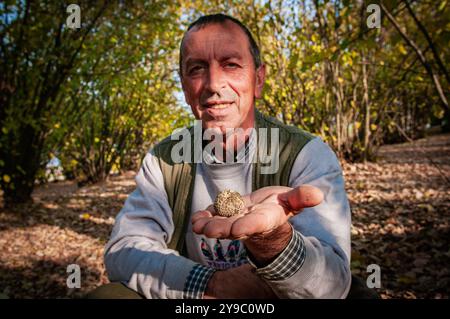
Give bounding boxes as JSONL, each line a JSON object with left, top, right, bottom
{"left": 189, "top": 66, "right": 204, "bottom": 74}
{"left": 224, "top": 63, "right": 239, "bottom": 69}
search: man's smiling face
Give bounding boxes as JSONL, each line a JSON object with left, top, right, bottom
{"left": 180, "top": 20, "right": 265, "bottom": 135}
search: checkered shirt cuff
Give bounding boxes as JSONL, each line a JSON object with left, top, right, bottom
{"left": 183, "top": 264, "right": 216, "bottom": 299}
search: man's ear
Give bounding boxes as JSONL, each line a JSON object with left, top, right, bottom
{"left": 254, "top": 64, "right": 266, "bottom": 99}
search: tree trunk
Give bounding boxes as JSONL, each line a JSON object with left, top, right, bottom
{"left": 362, "top": 60, "right": 370, "bottom": 162}
{"left": 3, "top": 177, "right": 35, "bottom": 207}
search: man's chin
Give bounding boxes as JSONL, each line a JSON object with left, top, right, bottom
{"left": 202, "top": 121, "right": 236, "bottom": 136}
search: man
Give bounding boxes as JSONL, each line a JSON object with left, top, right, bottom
{"left": 95, "top": 14, "right": 362, "bottom": 299}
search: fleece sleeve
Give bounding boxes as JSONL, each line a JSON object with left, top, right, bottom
{"left": 104, "top": 150, "right": 215, "bottom": 299}
{"left": 250, "top": 137, "right": 352, "bottom": 298}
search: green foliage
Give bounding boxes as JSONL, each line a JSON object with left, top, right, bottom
{"left": 53, "top": 2, "right": 191, "bottom": 183}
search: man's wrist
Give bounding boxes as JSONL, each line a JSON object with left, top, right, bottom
{"left": 204, "top": 270, "right": 220, "bottom": 298}
{"left": 247, "top": 226, "right": 307, "bottom": 281}
{"left": 243, "top": 222, "right": 293, "bottom": 267}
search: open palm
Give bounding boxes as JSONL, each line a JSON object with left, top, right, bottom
{"left": 192, "top": 185, "right": 324, "bottom": 240}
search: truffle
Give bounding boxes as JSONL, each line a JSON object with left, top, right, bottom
{"left": 214, "top": 190, "right": 245, "bottom": 217}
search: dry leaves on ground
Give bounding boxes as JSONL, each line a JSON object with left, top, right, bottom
{"left": 344, "top": 134, "right": 450, "bottom": 299}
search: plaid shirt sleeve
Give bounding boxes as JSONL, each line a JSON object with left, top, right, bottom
{"left": 183, "top": 264, "right": 216, "bottom": 299}
{"left": 246, "top": 225, "right": 306, "bottom": 281}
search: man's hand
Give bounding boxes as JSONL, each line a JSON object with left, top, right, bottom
{"left": 203, "top": 264, "right": 277, "bottom": 299}
{"left": 193, "top": 185, "right": 323, "bottom": 267}
{"left": 192, "top": 185, "right": 324, "bottom": 240}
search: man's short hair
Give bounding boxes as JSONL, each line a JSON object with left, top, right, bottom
{"left": 179, "top": 13, "right": 262, "bottom": 76}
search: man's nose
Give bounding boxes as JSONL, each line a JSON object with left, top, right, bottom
{"left": 205, "top": 64, "right": 226, "bottom": 93}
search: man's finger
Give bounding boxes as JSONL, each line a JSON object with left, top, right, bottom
{"left": 203, "top": 218, "right": 232, "bottom": 238}
{"left": 201, "top": 214, "right": 242, "bottom": 238}
{"left": 192, "top": 210, "right": 213, "bottom": 224}
{"left": 280, "top": 185, "right": 324, "bottom": 211}
{"left": 246, "top": 186, "right": 291, "bottom": 206}
{"left": 192, "top": 216, "right": 214, "bottom": 234}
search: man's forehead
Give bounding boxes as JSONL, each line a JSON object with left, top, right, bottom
{"left": 182, "top": 21, "right": 250, "bottom": 59}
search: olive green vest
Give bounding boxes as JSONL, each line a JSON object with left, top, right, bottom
{"left": 152, "top": 109, "right": 314, "bottom": 255}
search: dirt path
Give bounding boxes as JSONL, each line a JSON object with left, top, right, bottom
{"left": 0, "top": 135, "right": 449, "bottom": 298}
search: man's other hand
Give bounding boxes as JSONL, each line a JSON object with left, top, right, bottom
{"left": 203, "top": 264, "right": 277, "bottom": 299}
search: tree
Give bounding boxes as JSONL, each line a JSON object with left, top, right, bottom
{"left": 381, "top": 1, "right": 450, "bottom": 131}
{"left": 0, "top": 1, "right": 110, "bottom": 205}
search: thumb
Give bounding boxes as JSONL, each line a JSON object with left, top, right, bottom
{"left": 280, "top": 185, "right": 324, "bottom": 211}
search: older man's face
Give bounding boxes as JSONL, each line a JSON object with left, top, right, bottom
{"left": 180, "top": 21, "right": 265, "bottom": 134}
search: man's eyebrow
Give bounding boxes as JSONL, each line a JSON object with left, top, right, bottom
{"left": 220, "top": 52, "right": 243, "bottom": 61}
{"left": 185, "top": 52, "right": 243, "bottom": 66}
{"left": 185, "top": 58, "right": 207, "bottom": 66}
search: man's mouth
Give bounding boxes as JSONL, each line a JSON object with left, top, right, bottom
{"left": 202, "top": 102, "right": 235, "bottom": 118}
{"left": 202, "top": 101, "right": 234, "bottom": 109}
{"left": 208, "top": 103, "right": 230, "bottom": 109}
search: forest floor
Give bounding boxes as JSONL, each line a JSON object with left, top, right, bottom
{"left": 0, "top": 133, "right": 449, "bottom": 299}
